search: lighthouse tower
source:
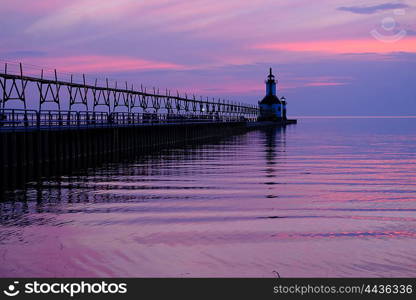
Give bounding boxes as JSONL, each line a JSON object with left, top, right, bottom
{"left": 258, "top": 68, "right": 283, "bottom": 121}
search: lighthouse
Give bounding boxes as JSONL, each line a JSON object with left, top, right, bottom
{"left": 258, "top": 68, "right": 283, "bottom": 121}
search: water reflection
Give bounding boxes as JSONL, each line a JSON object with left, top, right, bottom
{"left": 1, "top": 118, "right": 416, "bottom": 277}
{"left": 0, "top": 134, "right": 250, "bottom": 219}
{"left": 261, "top": 126, "right": 286, "bottom": 199}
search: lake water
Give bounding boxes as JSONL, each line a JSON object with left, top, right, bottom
{"left": 1, "top": 117, "right": 416, "bottom": 277}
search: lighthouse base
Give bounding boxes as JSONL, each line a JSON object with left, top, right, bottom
{"left": 248, "top": 119, "right": 297, "bottom": 128}
{"left": 257, "top": 116, "right": 297, "bottom": 124}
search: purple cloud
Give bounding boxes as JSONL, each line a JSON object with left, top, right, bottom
{"left": 338, "top": 3, "right": 409, "bottom": 14}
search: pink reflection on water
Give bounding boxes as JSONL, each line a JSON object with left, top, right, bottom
{"left": 1, "top": 118, "right": 416, "bottom": 277}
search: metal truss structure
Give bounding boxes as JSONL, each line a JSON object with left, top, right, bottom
{"left": 0, "top": 62, "right": 259, "bottom": 125}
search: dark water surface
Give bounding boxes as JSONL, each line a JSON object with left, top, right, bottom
{"left": 1, "top": 117, "right": 416, "bottom": 277}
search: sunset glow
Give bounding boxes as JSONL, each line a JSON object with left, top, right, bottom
{"left": 1, "top": 0, "right": 415, "bottom": 115}
{"left": 256, "top": 38, "right": 416, "bottom": 54}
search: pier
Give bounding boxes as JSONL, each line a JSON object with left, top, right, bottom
{"left": 0, "top": 62, "right": 295, "bottom": 189}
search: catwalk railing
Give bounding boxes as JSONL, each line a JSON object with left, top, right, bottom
{"left": 0, "top": 108, "right": 252, "bottom": 129}
{"left": 0, "top": 62, "right": 259, "bottom": 129}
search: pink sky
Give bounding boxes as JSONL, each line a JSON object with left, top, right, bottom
{"left": 256, "top": 38, "right": 416, "bottom": 54}
{"left": 1, "top": 0, "right": 415, "bottom": 115}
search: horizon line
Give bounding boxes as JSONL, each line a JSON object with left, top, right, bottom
{"left": 293, "top": 115, "right": 416, "bottom": 119}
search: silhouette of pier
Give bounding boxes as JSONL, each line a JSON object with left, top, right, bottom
{"left": 0, "top": 62, "right": 257, "bottom": 124}
{"left": 0, "top": 61, "right": 263, "bottom": 189}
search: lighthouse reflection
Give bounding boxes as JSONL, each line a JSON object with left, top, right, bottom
{"left": 261, "top": 126, "right": 286, "bottom": 198}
